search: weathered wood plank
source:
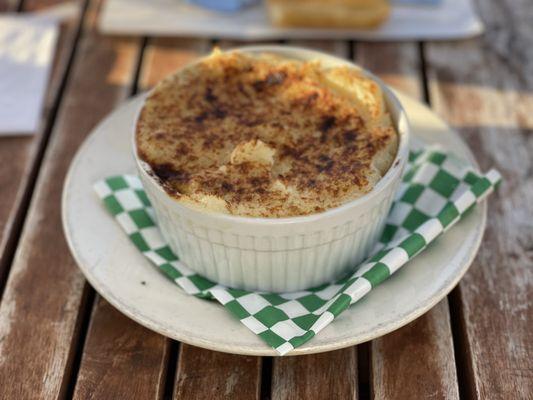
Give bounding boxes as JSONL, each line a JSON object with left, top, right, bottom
{"left": 0, "top": 0, "right": 142, "bottom": 397}
{"left": 137, "top": 37, "right": 264, "bottom": 400}
{"left": 0, "top": 0, "right": 19, "bottom": 12}
{"left": 354, "top": 42, "right": 460, "bottom": 400}
{"left": 157, "top": 38, "right": 358, "bottom": 400}
{"left": 272, "top": 348, "right": 358, "bottom": 400}
{"left": 72, "top": 297, "right": 169, "bottom": 399}
{"left": 72, "top": 36, "right": 212, "bottom": 400}
{"left": 371, "top": 299, "right": 459, "bottom": 399}
{"left": 139, "top": 37, "right": 211, "bottom": 90}
{"left": 174, "top": 345, "right": 262, "bottom": 400}
{"left": 424, "top": 0, "right": 533, "bottom": 398}
{"left": 355, "top": 42, "right": 422, "bottom": 99}
{"left": 267, "top": 39, "right": 359, "bottom": 400}
{"left": 0, "top": 0, "right": 83, "bottom": 289}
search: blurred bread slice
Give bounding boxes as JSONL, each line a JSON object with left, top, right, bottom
{"left": 267, "top": 0, "right": 390, "bottom": 29}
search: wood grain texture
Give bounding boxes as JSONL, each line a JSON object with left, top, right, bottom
{"left": 174, "top": 345, "right": 261, "bottom": 400}
{"left": 355, "top": 42, "right": 422, "bottom": 100}
{"left": 355, "top": 42, "right": 460, "bottom": 400}
{"left": 266, "top": 39, "right": 359, "bottom": 400}
{"left": 425, "top": 0, "right": 533, "bottom": 398}
{"left": 0, "top": 0, "right": 83, "bottom": 289}
{"left": 371, "top": 300, "right": 459, "bottom": 399}
{"left": 0, "top": 0, "right": 19, "bottom": 12}
{"left": 0, "top": 1, "right": 528, "bottom": 397}
{"left": 72, "top": 297, "right": 169, "bottom": 400}
{"left": 0, "top": 0, "right": 141, "bottom": 398}
{"left": 139, "top": 38, "right": 265, "bottom": 400}
{"left": 139, "top": 37, "right": 211, "bottom": 91}
{"left": 272, "top": 348, "right": 357, "bottom": 400}
{"left": 70, "top": 36, "right": 212, "bottom": 400}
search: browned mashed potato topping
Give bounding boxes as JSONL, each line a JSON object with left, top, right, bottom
{"left": 136, "top": 50, "right": 398, "bottom": 217}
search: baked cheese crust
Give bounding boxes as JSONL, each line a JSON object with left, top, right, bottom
{"left": 136, "top": 50, "right": 398, "bottom": 217}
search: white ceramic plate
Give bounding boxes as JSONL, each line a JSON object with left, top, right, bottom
{"left": 62, "top": 91, "right": 485, "bottom": 356}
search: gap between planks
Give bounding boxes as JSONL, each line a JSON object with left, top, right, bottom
{"left": 0, "top": 0, "right": 143, "bottom": 398}
{"left": 73, "top": 36, "right": 216, "bottom": 400}
{"left": 0, "top": 1, "right": 520, "bottom": 396}
{"left": 268, "top": 39, "right": 361, "bottom": 400}
{"left": 137, "top": 37, "right": 267, "bottom": 400}
{"left": 68, "top": 30, "right": 150, "bottom": 400}
{"left": 423, "top": 0, "right": 533, "bottom": 397}
{"left": 356, "top": 41, "right": 460, "bottom": 400}
{"left": 0, "top": 0, "right": 87, "bottom": 301}
{"left": 419, "top": 37, "right": 472, "bottom": 400}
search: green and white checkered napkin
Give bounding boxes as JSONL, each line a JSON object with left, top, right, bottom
{"left": 94, "top": 147, "right": 500, "bottom": 355}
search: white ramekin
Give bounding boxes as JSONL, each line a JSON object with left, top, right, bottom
{"left": 134, "top": 46, "right": 410, "bottom": 293}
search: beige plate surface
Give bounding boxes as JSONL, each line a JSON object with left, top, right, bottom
{"left": 62, "top": 91, "right": 485, "bottom": 356}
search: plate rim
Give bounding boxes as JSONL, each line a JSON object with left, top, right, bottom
{"left": 62, "top": 91, "right": 486, "bottom": 356}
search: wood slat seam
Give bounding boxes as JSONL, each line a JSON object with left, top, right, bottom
{"left": 357, "top": 41, "right": 460, "bottom": 400}
{"left": 420, "top": 38, "right": 472, "bottom": 400}
{"left": 260, "top": 357, "right": 273, "bottom": 400}
{"left": 162, "top": 341, "right": 180, "bottom": 400}
{"left": 0, "top": 0, "right": 88, "bottom": 301}
{"left": 269, "top": 39, "right": 358, "bottom": 400}
{"left": 0, "top": 0, "right": 21, "bottom": 12}
{"left": 0, "top": 0, "right": 143, "bottom": 397}
{"left": 72, "top": 36, "right": 215, "bottom": 400}
{"left": 447, "top": 288, "right": 478, "bottom": 400}
{"left": 71, "top": 36, "right": 149, "bottom": 394}
{"left": 59, "top": 285, "right": 95, "bottom": 400}
{"left": 423, "top": 0, "right": 533, "bottom": 395}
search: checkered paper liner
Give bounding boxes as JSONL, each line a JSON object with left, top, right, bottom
{"left": 94, "top": 147, "right": 500, "bottom": 355}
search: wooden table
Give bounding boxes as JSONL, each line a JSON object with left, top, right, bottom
{"left": 0, "top": 0, "right": 531, "bottom": 398}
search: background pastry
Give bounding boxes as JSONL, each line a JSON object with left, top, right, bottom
{"left": 266, "top": 0, "right": 391, "bottom": 29}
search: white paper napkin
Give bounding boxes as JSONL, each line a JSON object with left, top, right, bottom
{"left": 0, "top": 15, "right": 58, "bottom": 135}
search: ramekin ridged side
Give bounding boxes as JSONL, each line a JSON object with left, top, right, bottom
{"left": 134, "top": 45, "right": 410, "bottom": 293}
